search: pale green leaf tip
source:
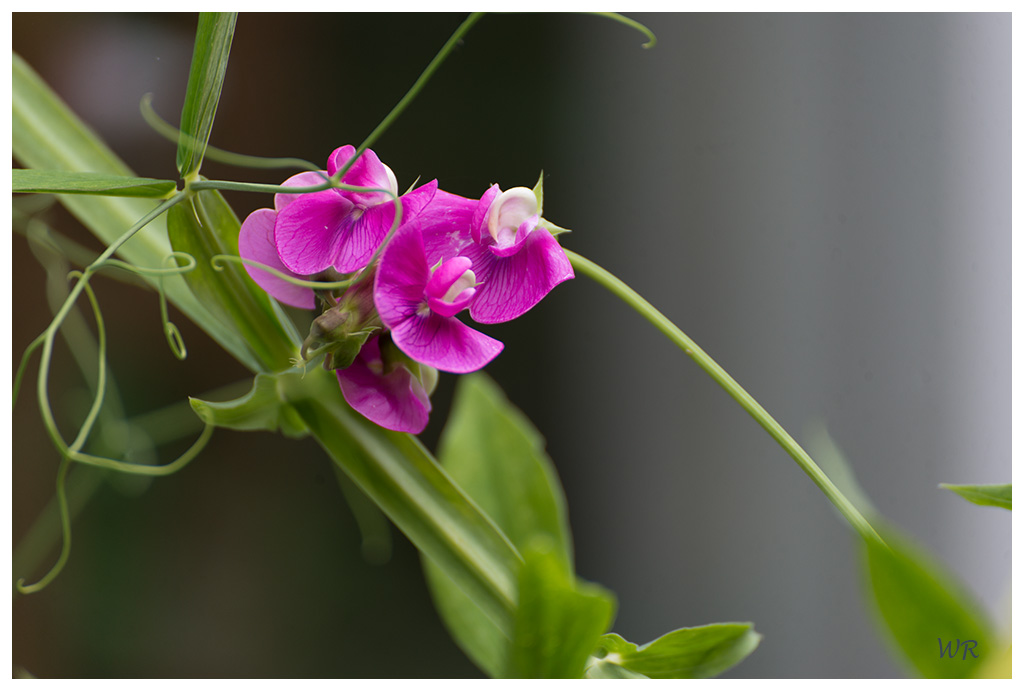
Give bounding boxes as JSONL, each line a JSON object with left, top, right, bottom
{"left": 188, "top": 397, "right": 212, "bottom": 423}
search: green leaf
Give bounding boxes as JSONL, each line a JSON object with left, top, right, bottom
{"left": 167, "top": 188, "right": 300, "bottom": 371}
{"left": 587, "top": 625, "right": 761, "bottom": 679}
{"left": 583, "top": 660, "right": 649, "bottom": 679}
{"left": 284, "top": 368, "right": 523, "bottom": 645}
{"left": 177, "top": 12, "right": 236, "bottom": 179}
{"left": 862, "top": 527, "right": 994, "bottom": 678}
{"left": 190, "top": 372, "right": 307, "bottom": 439}
{"left": 13, "top": 169, "right": 177, "bottom": 198}
{"left": 423, "top": 373, "right": 574, "bottom": 677}
{"left": 13, "top": 52, "right": 261, "bottom": 372}
{"left": 939, "top": 483, "right": 1011, "bottom": 510}
{"left": 508, "top": 539, "right": 615, "bottom": 678}
{"left": 437, "top": 374, "right": 573, "bottom": 566}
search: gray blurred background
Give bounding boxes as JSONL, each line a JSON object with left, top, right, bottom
{"left": 12, "top": 13, "right": 1010, "bottom": 678}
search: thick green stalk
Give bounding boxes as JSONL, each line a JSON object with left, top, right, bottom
{"left": 566, "top": 249, "right": 882, "bottom": 544}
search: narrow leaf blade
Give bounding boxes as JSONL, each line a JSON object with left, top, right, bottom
{"left": 177, "top": 12, "right": 236, "bottom": 178}
{"left": 862, "top": 527, "right": 994, "bottom": 678}
{"left": 423, "top": 373, "right": 574, "bottom": 676}
{"left": 13, "top": 169, "right": 177, "bottom": 198}
{"left": 939, "top": 483, "right": 1011, "bottom": 510}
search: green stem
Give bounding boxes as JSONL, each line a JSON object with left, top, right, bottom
{"left": 335, "top": 12, "right": 485, "bottom": 183}
{"left": 566, "top": 249, "right": 882, "bottom": 544}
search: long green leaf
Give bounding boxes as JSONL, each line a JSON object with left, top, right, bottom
{"left": 177, "top": 12, "right": 236, "bottom": 179}
{"left": 508, "top": 540, "right": 615, "bottom": 679}
{"left": 167, "top": 188, "right": 299, "bottom": 371}
{"left": 423, "top": 373, "right": 574, "bottom": 677}
{"left": 12, "top": 52, "right": 260, "bottom": 372}
{"left": 939, "top": 483, "right": 1011, "bottom": 510}
{"left": 13, "top": 169, "right": 177, "bottom": 197}
{"left": 282, "top": 368, "right": 523, "bottom": 642}
{"left": 587, "top": 625, "right": 761, "bottom": 679}
{"left": 862, "top": 527, "right": 994, "bottom": 678}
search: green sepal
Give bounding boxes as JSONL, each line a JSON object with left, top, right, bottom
{"left": 167, "top": 188, "right": 299, "bottom": 372}
{"left": 423, "top": 374, "right": 574, "bottom": 677}
{"left": 13, "top": 169, "right": 177, "bottom": 198}
{"left": 539, "top": 218, "right": 572, "bottom": 237}
{"left": 861, "top": 526, "right": 994, "bottom": 678}
{"left": 939, "top": 483, "right": 1011, "bottom": 510}
{"left": 190, "top": 371, "right": 308, "bottom": 439}
{"left": 322, "top": 329, "right": 374, "bottom": 371}
{"left": 177, "top": 12, "right": 237, "bottom": 179}
{"left": 587, "top": 624, "right": 761, "bottom": 679}
{"left": 532, "top": 170, "right": 544, "bottom": 215}
{"left": 507, "top": 538, "right": 615, "bottom": 679}
{"left": 530, "top": 171, "right": 571, "bottom": 236}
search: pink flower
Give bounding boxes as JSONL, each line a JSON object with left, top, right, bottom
{"left": 416, "top": 184, "right": 574, "bottom": 324}
{"left": 374, "top": 223, "right": 503, "bottom": 373}
{"left": 237, "top": 171, "right": 326, "bottom": 309}
{"left": 336, "top": 334, "right": 434, "bottom": 434}
{"left": 273, "top": 145, "right": 436, "bottom": 275}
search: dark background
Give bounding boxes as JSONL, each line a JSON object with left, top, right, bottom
{"left": 12, "top": 13, "right": 1011, "bottom": 678}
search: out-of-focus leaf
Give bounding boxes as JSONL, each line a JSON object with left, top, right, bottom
{"left": 12, "top": 53, "right": 260, "bottom": 372}
{"left": 190, "top": 372, "right": 307, "bottom": 439}
{"left": 583, "top": 660, "right": 649, "bottom": 679}
{"left": 285, "top": 368, "right": 522, "bottom": 644}
{"left": 587, "top": 625, "right": 761, "bottom": 679}
{"left": 862, "top": 527, "right": 994, "bottom": 678}
{"left": 167, "top": 189, "right": 299, "bottom": 371}
{"left": 939, "top": 483, "right": 1011, "bottom": 511}
{"left": 423, "top": 374, "right": 573, "bottom": 677}
{"left": 177, "top": 12, "right": 236, "bottom": 178}
{"left": 508, "top": 539, "right": 615, "bottom": 679}
{"left": 13, "top": 169, "right": 176, "bottom": 197}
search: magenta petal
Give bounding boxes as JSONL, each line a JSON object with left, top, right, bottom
{"left": 341, "top": 181, "right": 439, "bottom": 273}
{"left": 274, "top": 190, "right": 356, "bottom": 275}
{"left": 468, "top": 228, "right": 574, "bottom": 324}
{"left": 337, "top": 338, "right": 431, "bottom": 434}
{"left": 395, "top": 180, "right": 439, "bottom": 229}
{"left": 470, "top": 184, "right": 501, "bottom": 245}
{"left": 425, "top": 256, "right": 473, "bottom": 299}
{"left": 427, "top": 288, "right": 475, "bottom": 318}
{"left": 328, "top": 145, "right": 395, "bottom": 207}
{"left": 274, "top": 171, "right": 331, "bottom": 212}
{"left": 412, "top": 189, "right": 477, "bottom": 266}
{"left": 334, "top": 203, "right": 393, "bottom": 272}
{"left": 391, "top": 312, "right": 503, "bottom": 373}
{"left": 374, "top": 223, "right": 430, "bottom": 328}
{"left": 326, "top": 145, "right": 357, "bottom": 178}
{"left": 238, "top": 208, "right": 315, "bottom": 309}
{"left": 489, "top": 214, "right": 538, "bottom": 258}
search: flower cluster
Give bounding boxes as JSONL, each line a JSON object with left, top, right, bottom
{"left": 238, "top": 145, "right": 573, "bottom": 433}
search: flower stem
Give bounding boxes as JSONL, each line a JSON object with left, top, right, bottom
{"left": 352, "top": 12, "right": 484, "bottom": 165}
{"left": 565, "top": 249, "right": 882, "bottom": 544}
